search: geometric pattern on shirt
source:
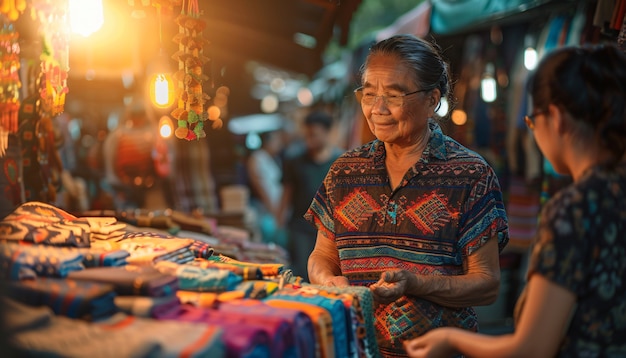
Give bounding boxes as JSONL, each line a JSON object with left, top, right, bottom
{"left": 336, "top": 188, "right": 381, "bottom": 231}
{"left": 405, "top": 192, "right": 457, "bottom": 235}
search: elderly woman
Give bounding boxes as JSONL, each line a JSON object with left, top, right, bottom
{"left": 404, "top": 44, "right": 626, "bottom": 358}
{"left": 305, "top": 34, "right": 509, "bottom": 357}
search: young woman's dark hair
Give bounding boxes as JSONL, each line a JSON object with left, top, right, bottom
{"left": 529, "top": 44, "right": 626, "bottom": 166}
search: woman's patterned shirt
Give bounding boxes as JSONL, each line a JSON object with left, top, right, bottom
{"left": 528, "top": 163, "right": 626, "bottom": 357}
{"left": 305, "top": 120, "right": 509, "bottom": 357}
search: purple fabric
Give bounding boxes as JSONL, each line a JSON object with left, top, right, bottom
{"left": 159, "top": 304, "right": 290, "bottom": 357}
{"left": 219, "top": 300, "right": 316, "bottom": 358}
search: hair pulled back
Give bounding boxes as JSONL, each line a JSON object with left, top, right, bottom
{"left": 360, "top": 34, "right": 451, "bottom": 110}
{"left": 530, "top": 44, "right": 626, "bottom": 166}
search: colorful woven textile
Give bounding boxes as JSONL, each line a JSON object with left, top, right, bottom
{"left": 207, "top": 254, "right": 284, "bottom": 278}
{"left": 219, "top": 299, "right": 317, "bottom": 358}
{"left": 154, "top": 261, "right": 242, "bottom": 292}
{"left": 4, "top": 277, "right": 116, "bottom": 320}
{"left": 0, "top": 201, "right": 91, "bottom": 247}
{"left": 269, "top": 287, "right": 350, "bottom": 358}
{"left": 265, "top": 299, "right": 335, "bottom": 358}
{"left": 67, "top": 265, "right": 179, "bottom": 297}
{"left": 190, "top": 258, "right": 263, "bottom": 280}
{"left": 305, "top": 120, "right": 508, "bottom": 356}
{"left": 90, "top": 234, "right": 195, "bottom": 266}
{"left": 5, "top": 297, "right": 225, "bottom": 358}
{"left": 76, "top": 247, "right": 130, "bottom": 267}
{"left": 159, "top": 304, "right": 279, "bottom": 358}
{"left": 114, "top": 295, "right": 181, "bottom": 318}
{"left": 0, "top": 242, "right": 84, "bottom": 280}
{"left": 305, "top": 285, "right": 380, "bottom": 357}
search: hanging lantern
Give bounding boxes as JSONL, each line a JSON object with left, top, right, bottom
{"left": 148, "top": 51, "right": 176, "bottom": 108}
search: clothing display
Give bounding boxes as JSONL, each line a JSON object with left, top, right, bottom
{"left": 0, "top": 201, "right": 381, "bottom": 358}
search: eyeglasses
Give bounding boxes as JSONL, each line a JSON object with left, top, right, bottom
{"left": 354, "top": 87, "right": 428, "bottom": 108}
{"left": 524, "top": 110, "right": 546, "bottom": 130}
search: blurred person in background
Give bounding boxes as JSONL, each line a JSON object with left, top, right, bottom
{"left": 247, "top": 129, "right": 286, "bottom": 247}
{"left": 279, "top": 110, "right": 343, "bottom": 281}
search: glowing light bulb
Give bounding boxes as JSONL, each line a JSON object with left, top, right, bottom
{"left": 149, "top": 73, "right": 175, "bottom": 108}
{"left": 69, "top": 0, "right": 104, "bottom": 37}
{"left": 524, "top": 47, "right": 538, "bottom": 70}
{"left": 155, "top": 74, "right": 169, "bottom": 106}
{"left": 159, "top": 116, "right": 173, "bottom": 138}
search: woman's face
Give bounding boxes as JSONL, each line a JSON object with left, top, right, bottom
{"left": 529, "top": 105, "right": 568, "bottom": 175}
{"left": 360, "top": 55, "right": 436, "bottom": 147}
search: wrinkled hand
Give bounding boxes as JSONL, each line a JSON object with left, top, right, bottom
{"left": 370, "top": 269, "right": 415, "bottom": 304}
{"left": 322, "top": 275, "right": 350, "bottom": 287}
{"left": 403, "top": 328, "right": 456, "bottom": 358}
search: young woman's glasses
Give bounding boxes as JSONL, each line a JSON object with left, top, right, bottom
{"left": 354, "top": 87, "right": 428, "bottom": 108}
{"left": 524, "top": 111, "right": 546, "bottom": 130}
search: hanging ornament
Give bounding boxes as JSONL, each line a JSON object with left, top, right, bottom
{"left": 30, "top": 0, "right": 70, "bottom": 117}
{"left": 170, "top": 0, "right": 211, "bottom": 140}
{"left": 0, "top": 21, "right": 21, "bottom": 157}
{"left": 0, "top": 0, "right": 26, "bottom": 21}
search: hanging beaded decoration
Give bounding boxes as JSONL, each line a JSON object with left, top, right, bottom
{"left": 0, "top": 21, "right": 21, "bottom": 157}
{"left": 170, "top": 0, "right": 211, "bottom": 140}
{"left": 0, "top": 0, "right": 26, "bottom": 21}
{"left": 30, "top": 0, "right": 70, "bottom": 117}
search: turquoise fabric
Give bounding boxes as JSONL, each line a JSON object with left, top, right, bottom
{"left": 431, "top": 0, "right": 540, "bottom": 35}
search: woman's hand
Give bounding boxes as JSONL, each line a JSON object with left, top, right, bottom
{"left": 370, "top": 269, "right": 415, "bottom": 304}
{"left": 403, "top": 328, "right": 457, "bottom": 358}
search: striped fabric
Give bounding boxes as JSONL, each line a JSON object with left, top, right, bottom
{"left": 305, "top": 119, "right": 509, "bottom": 357}
{"left": 5, "top": 277, "right": 116, "bottom": 320}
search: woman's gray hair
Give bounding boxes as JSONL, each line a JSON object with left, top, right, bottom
{"left": 360, "top": 34, "right": 451, "bottom": 110}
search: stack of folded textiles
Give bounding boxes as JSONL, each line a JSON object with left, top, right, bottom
{"left": 0, "top": 201, "right": 380, "bottom": 357}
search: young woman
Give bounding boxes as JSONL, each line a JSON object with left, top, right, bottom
{"left": 404, "top": 44, "right": 626, "bottom": 358}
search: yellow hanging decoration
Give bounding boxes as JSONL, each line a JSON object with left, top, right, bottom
{"left": 170, "top": 0, "right": 210, "bottom": 140}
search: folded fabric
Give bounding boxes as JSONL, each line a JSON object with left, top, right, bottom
{"left": 234, "top": 280, "right": 279, "bottom": 299}
{"left": 153, "top": 245, "right": 196, "bottom": 264}
{"left": 160, "top": 304, "right": 284, "bottom": 358}
{"left": 90, "top": 235, "right": 194, "bottom": 266}
{"left": 0, "top": 243, "right": 85, "bottom": 280}
{"left": 265, "top": 299, "right": 335, "bottom": 358}
{"left": 4, "top": 298, "right": 225, "bottom": 358}
{"left": 114, "top": 295, "right": 181, "bottom": 318}
{"left": 189, "top": 240, "right": 214, "bottom": 259}
{"left": 67, "top": 265, "right": 179, "bottom": 297}
{"left": 207, "top": 254, "right": 284, "bottom": 277}
{"left": 154, "top": 261, "right": 242, "bottom": 292}
{"left": 4, "top": 277, "right": 117, "bottom": 320}
{"left": 0, "top": 201, "right": 92, "bottom": 247}
{"left": 269, "top": 287, "right": 350, "bottom": 358}
{"left": 219, "top": 299, "right": 317, "bottom": 358}
{"left": 312, "top": 284, "right": 380, "bottom": 358}
{"left": 76, "top": 247, "right": 130, "bottom": 267}
{"left": 190, "top": 258, "right": 263, "bottom": 280}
